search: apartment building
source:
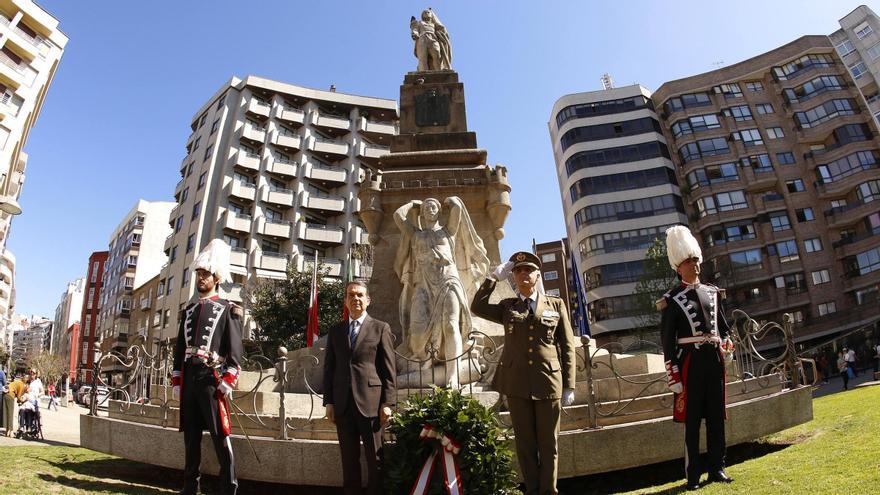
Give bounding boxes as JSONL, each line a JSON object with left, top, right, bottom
{"left": 51, "top": 277, "right": 83, "bottom": 356}
{"left": 11, "top": 315, "right": 49, "bottom": 368}
{"left": 831, "top": 5, "right": 880, "bottom": 125}
{"left": 130, "top": 273, "right": 160, "bottom": 354}
{"left": 652, "top": 35, "right": 880, "bottom": 346}
{"left": 77, "top": 251, "right": 107, "bottom": 384}
{"left": 0, "top": 0, "right": 66, "bottom": 362}
{"left": 548, "top": 85, "right": 688, "bottom": 341}
{"left": 98, "top": 200, "right": 173, "bottom": 383}
{"left": 155, "top": 76, "right": 397, "bottom": 343}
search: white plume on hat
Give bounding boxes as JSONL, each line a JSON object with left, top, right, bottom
{"left": 190, "top": 239, "right": 232, "bottom": 284}
{"left": 665, "top": 225, "right": 702, "bottom": 270}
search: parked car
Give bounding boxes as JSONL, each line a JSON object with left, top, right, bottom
{"left": 81, "top": 386, "right": 109, "bottom": 409}
{"left": 75, "top": 386, "right": 92, "bottom": 405}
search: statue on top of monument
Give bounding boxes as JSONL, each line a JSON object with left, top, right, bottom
{"left": 410, "top": 8, "right": 452, "bottom": 71}
{"left": 393, "top": 197, "right": 489, "bottom": 389}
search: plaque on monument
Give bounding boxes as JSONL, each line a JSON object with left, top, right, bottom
{"left": 415, "top": 89, "right": 450, "bottom": 127}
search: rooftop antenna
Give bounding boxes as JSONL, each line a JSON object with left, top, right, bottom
{"left": 600, "top": 73, "right": 614, "bottom": 90}
{"left": 712, "top": 61, "right": 725, "bottom": 69}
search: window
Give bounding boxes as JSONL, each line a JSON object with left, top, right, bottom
{"left": 695, "top": 191, "right": 748, "bottom": 217}
{"left": 555, "top": 95, "right": 654, "bottom": 127}
{"left": 732, "top": 128, "right": 763, "bottom": 147}
{"left": 544, "top": 270, "right": 558, "bottom": 281}
{"left": 776, "top": 152, "right": 796, "bottom": 165}
{"left": 174, "top": 216, "right": 183, "bottom": 233}
{"left": 772, "top": 53, "right": 834, "bottom": 80}
{"left": 91, "top": 262, "right": 99, "bottom": 282}
{"left": 180, "top": 187, "right": 189, "bottom": 203}
{"left": 169, "top": 246, "right": 178, "bottom": 264}
{"left": 565, "top": 141, "right": 670, "bottom": 174}
{"left": 755, "top": 103, "right": 774, "bottom": 115}
{"left": 812, "top": 269, "right": 831, "bottom": 285}
{"left": 855, "top": 23, "right": 874, "bottom": 39}
{"left": 817, "top": 302, "right": 837, "bottom": 316}
{"left": 776, "top": 272, "right": 807, "bottom": 294}
{"left": 723, "top": 105, "right": 753, "bottom": 122}
{"left": 836, "top": 40, "right": 856, "bottom": 57}
{"left": 541, "top": 253, "right": 556, "bottom": 263}
{"left": 729, "top": 249, "right": 762, "bottom": 271}
{"left": 769, "top": 211, "right": 791, "bottom": 232}
{"left": 766, "top": 127, "right": 785, "bottom": 139}
{"left": 186, "top": 162, "right": 194, "bottom": 177}
{"left": 745, "top": 81, "right": 764, "bottom": 92}
{"left": 546, "top": 288, "right": 560, "bottom": 296}
{"left": 87, "top": 288, "right": 95, "bottom": 310}
{"left": 574, "top": 194, "right": 684, "bottom": 228}
{"left": 569, "top": 167, "right": 677, "bottom": 201}
{"left": 769, "top": 239, "right": 799, "bottom": 262}
{"left": 663, "top": 92, "right": 712, "bottom": 114}
{"left": 182, "top": 268, "right": 189, "bottom": 287}
{"left": 216, "top": 95, "right": 225, "bottom": 110}
{"left": 857, "top": 179, "right": 880, "bottom": 203}
{"left": 191, "top": 137, "right": 201, "bottom": 152}
{"left": 671, "top": 113, "right": 721, "bottom": 138}
{"left": 167, "top": 277, "right": 174, "bottom": 294}
{"left": 198, "top": 172, "right": 207, "bottom": 189}
{"left": 163, "top": 309, "right": 171, "bottom": 328}
{"left": 265, "top": 208, "right": 282, "bottom": 222}
{"left": 678, "top": 137, "right": 730, "bottom": 162}
{"left": 816, "top": 150, "right": 880, "bottom": 184}
{"left": 203, "top": 144, "right": 214, "bottom": 162}
{"left": 741, "top": 153, "right": 773, "bottom": 172}
{"left": 580, "top": 224, "right": 675, "bottom": 258}
{"left": 559, "top": 117, "right": 662, "bottom": 151}
{"left": 224, "top": 235, "right": 243, "bottom": 249}
{"left": 786, "top": 179, "right": 806, "bottom": 193}
{"left": 191, "top": 201, "right": 201, "bottom": 220}
{"left": 211, "top": 118, "right": 220, "bottom": 134}
{"left": 687, "top": 162, "right": 738, "bottom": 188}
{"left": 716, "top": 83, "right": 743, "bottom": 99}
{"left": 186, "top": 234, "right": 196, "bottom": 253}
{"left": 796, "top": 208, "right": 815, "bottom": 222}
{"left": 804, "top": 238, "right": 823, "bottom": 253}
{"left": 84, "top": 315, "right": 91, "bottom": 336}
{"left": 158, "top": 279, "right": 166, "bottom": 296}
{"left": 850, "top": 61, "right": 869, "bottom": 80}
{"left": 795, "top": 99, "right": 857, "bottom": 129}
{"left": 263, "top": 239, "right": 281, "bottom": 254}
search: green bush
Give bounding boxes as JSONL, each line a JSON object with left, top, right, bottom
{"left": 385, "top": 387, "right": 518, "bottom": 494}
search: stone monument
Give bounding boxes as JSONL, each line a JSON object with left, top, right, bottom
{"left": 358, "top": 8, "right": 512, "bottom": 389}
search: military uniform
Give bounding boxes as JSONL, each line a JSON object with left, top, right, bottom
{"left": 470, "top": 252, "right": 576, "bottom": 495}
{"left": 172, "top": 294, "right": 243, "bottom": 495}
{"left": 659, "top": 226, "right": 733, "bottom": 489}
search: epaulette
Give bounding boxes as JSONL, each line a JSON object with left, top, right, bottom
{"left": 655, "top": 293, "right": 670, "bottom": 311}
{"left": 703, "top": 283, "right": 727, "bottom": 300}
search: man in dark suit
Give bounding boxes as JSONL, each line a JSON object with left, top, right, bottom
{"left": 323, "top": 280, "right": 396, "bottom": 495}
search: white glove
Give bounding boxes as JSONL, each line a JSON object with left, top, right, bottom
{"left": 492, "top": 261, "right": 514, "bottom": 281}
{"left": 562, "top": 388, "right": 575, "bottom": 406}
{"left": 172, "top": 386, "right": 180, "bottom": 401}
{"left": 217, "top": 380, "right": 233, "bottom": 398}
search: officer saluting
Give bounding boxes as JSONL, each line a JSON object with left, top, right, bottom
{"left": 171, "top": 239, "right": 243, "bottom": 495}
{"left": 658, "top": 226, "right": 734, "bottom": 491}
{"left": 471, "top": 251, "right": 576, "bottom": 495}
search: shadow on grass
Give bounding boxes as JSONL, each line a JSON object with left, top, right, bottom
{"left": 558, "top": 441, "right": 792, "bottom": 495}
{"left": 39, "top": 456, "right": 345, "bottom": 495}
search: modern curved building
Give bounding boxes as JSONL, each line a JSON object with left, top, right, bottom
{"left": 549, "top": 85, "right": 687, "bottom": 342}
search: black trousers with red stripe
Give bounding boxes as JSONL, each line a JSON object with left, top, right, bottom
{"left": 683, "top": 346, "right": 726, "bottom": 484}
{"left": 181, "top": 362, "right": 237, "bottom": 495}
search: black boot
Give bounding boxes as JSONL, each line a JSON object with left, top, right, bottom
{"left": 687, "top": 479, "right": 701, "bottom": 491}
{"left": 708, "top": 470, "right": 734, "bottom": 483}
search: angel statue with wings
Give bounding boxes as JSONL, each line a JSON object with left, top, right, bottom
{"left": 410, "top": 8, "right": 452, "bottom": 71}
{"left": 394, "top": 197, "right": 489, "bottom": 389}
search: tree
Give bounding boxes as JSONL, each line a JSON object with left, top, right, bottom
{"left": 632, "top": 237, "right": 678, "bottom": 340}
{"left": 25, "top": 350, "right": 66, "bottom": 385}
{"left": 243, "top": 260, "right": 346, "bottom": 358}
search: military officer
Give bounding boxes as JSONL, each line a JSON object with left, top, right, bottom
{"left": 658, "top": 226, "right": 735, "bottom": 491}
{"left": 172, "top": 239, "right": 243, "bottom": 495}
{"left": 471, "top": 251, "right": 576, "bottom": 495}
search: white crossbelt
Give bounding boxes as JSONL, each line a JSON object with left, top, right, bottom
{"left": 677, "top": 335, "right": 722, "bottom": 346}
{"left": 185, "top": 346, "right": 223, "bottom": 366}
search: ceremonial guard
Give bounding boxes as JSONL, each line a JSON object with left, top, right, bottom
{"left": 658, "top": 226, "right": 735, "bottom": 491}
{"left": 471, "top": 251, "right": 576, "bottom": 495}
{"left": 172, "top": 239, "right": 243, "bottom": 495}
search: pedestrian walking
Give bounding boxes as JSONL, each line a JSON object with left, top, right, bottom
{"left": 838, "top": 351, "right": 849, "bottom": 391}
{"left": 46, "top": 383, "right": 58, "bottom": 411}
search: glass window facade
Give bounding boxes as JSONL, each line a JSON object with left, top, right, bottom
{"left": 560, "top": 117, "right": 662, "bottom": 151}
{"left": 569, "top": 167, "right": 677, "bottom": 202}
{"left": 555, "top": 95, "right": 653, "bottom": 128}
{"left": 565, "top": 141, "right": 670, "bottom": 175}
{"left": 573, "top": 194, "right": 684, "bottom": 229}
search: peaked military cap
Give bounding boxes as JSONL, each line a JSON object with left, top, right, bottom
{"left": 509, "top": 251, "right": 541, "bottom": 270}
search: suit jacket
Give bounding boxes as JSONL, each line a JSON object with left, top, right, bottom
{"left": 470, "top": 278, "right": 576, "bottom": 400}
{"left": 323, "top": 314, "right": 396, "bottom": 418}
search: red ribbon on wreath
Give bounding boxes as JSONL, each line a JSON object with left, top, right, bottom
{"left": 409, "top": 423, "right": 464, "bottom": 495}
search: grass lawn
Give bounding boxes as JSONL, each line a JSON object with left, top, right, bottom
{"left": 2, "top": 386, "right": 878, "bottom": 494}
{"left": 560, "top": 384, "right": 880, "bottom": 494}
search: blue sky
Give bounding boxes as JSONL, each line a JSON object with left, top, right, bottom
{"left": 13, "top": 0, "right": 876, "bottom": 317}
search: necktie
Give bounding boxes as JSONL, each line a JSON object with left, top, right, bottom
{"left": 349, "top": 320, "right": 360, "bottom": 347}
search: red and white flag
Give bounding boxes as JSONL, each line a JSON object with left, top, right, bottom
{"left": 306, "top": 252, "right": 319, "bottom": 347}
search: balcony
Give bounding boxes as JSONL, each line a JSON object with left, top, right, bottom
{"left": 358, "top": 117, "right": 396, "bottom": 139}
{"left": 824, "top": 201, "right": 879, "bottom": 229}
{"left": 271, "top": 130, "right": 302, "bottom": 151}
{"left": 357, "top": 142, "right": 390, "bottom": 166}
{"left": 304, "top": 257, "right": 343, "bottom": 277}
{"left": 257, "top": 217, "right": 293, "bottom": 239}
{"left": 222, "top": 210, "right": 252, "bottom": 233}
{"left": 241, "top": 123, "right": 267, "bottom": 143}
{"left": 304, "top": 162, "right": 346, "bottom": 185}
{"left": 254, "top": 251, "right": 289, "bottom": 272}
{"left": 309, "top": 137, "right": 350, "bottom": 161}
{"left": 0, "top": 280, "right": 9, "bottom": 298}
{"left": 278, "top": 106, "right": 305, "bottom": 126}
{"left": 297, "top": 222, "right": 345, "bottom": 245}
{"left": 223, "top": 283, "right": 244, "bottom": 303}
{"left": 230, "top": 247, "right": 248, "bottom": 267}
{"left": 261, "top": 185, "right": 295, "bottom": 208}
{"left": 299, "top": 190, "right": 346, "bottom": 215}
{"left": 233, "top": 150, "right": 261, "bottom": 172}
{"left": 266, "top": 158, "right": 297, "bottom": 177}
{"left": 246, "top": 97, "right": 271, "bottom": 118}
{"left": 0, "top": 93, "right": 21, "bottom": 119}
{"left": 314, "top": 113, "right": 351, "bottom": 137}
{"left": 0, "top": 260, "right": 11, "bottom": 281}
{"left": 2, "top": 249, "right": 15, "bottom": 270}
{"left": 8, "top": 23, "right": 52, "bottom": 58}
{"left": 139, "top": 297, "right": 151, "bottom": 310}
{"left": 0, "top": 51, "right": 34, "bottom": 86}
{"left": 229, "top": 180, "right": 257, "bottom": 202}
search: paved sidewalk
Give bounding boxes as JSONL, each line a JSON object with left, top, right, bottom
{"left": 0, "top": 399, "right": 89, "bottom": 447}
